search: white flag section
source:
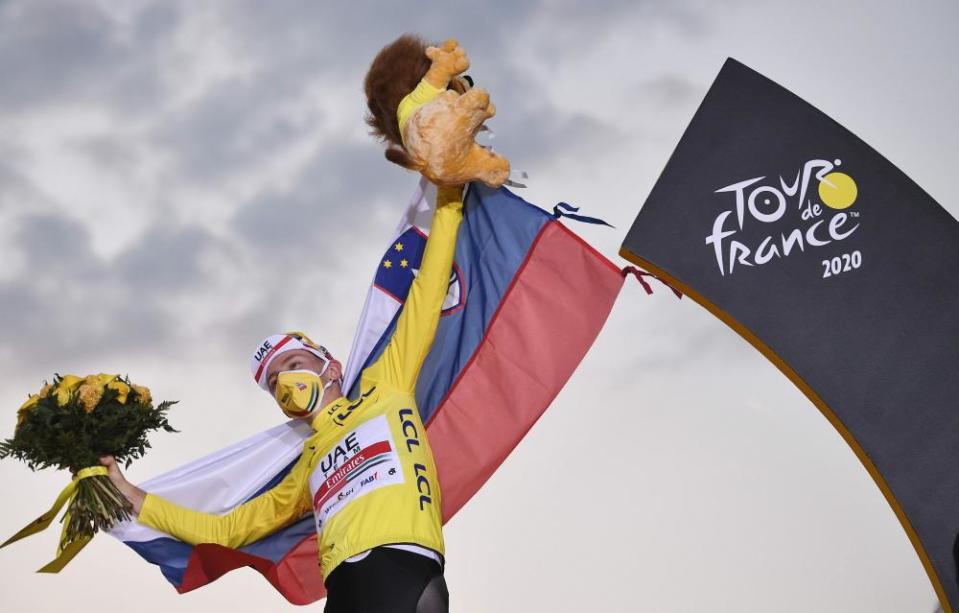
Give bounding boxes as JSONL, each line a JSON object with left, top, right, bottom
{"left": 107, "top": 177, "right": 437, "bottom": 563}
{"left": 341, "top": 177, "right": 437, "bottom": 392}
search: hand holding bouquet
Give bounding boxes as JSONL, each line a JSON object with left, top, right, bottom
{"left": 0, "top": 373, "right": 176, "bottom": 572}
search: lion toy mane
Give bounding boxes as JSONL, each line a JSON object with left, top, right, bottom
{"left": 364, "top": 34, "right": 510, "bottom": 188}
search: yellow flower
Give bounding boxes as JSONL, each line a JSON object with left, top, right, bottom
{"left": 83, "top": 373, "right": 117, "bottom": 389}
{"left": 19, "top": 395, "right": 40, "bottom": 412}
{"left": 131, "top": 384, "right": 152, "bottom": 406}
{"left": 77, "top": 384, "right": 103, "bottom": 413}
{"left": 16, "top": 394, "right": 40, "bottom": 427}
{"left": 37, "top": 383, "right": 53, "bottom": 399}
{"left": 107, "top": 380, "right": 131, "bottom": 404}
{"left": 58, "top": 375, "right": 83, "bottom": 390}
{"left": 55, "top": 375, "right": 83, "bottom": 407}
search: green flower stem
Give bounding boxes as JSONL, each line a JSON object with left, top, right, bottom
{"left": 60, "top": 476, "right": 133, "bottom": 546}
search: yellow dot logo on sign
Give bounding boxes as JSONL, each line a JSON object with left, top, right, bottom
{"left": 818, "top": 172, "right": 858, "bottom": 209}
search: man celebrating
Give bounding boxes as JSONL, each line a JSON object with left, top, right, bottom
{"left": 100, "top": 179, "right": 463, "bottom": 612}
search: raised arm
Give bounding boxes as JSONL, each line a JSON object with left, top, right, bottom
{"left": 102, "top": 453, "right": 311, "bottom": 549}
{"left": 363, "top": 185, "right": 464, "bottom": 392}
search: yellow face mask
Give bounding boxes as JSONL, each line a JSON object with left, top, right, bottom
{"left": 275, "top": 369, "right": 326, "bottom": 419}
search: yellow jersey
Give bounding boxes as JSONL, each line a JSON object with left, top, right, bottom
{"left": 138, "top": 186, "right": 463, "bottom": 579}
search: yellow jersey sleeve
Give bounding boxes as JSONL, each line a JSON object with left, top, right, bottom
{"left": 137, "top": 451, "right": 312, "bottom": 549}
{"left": 397, "top": 78, "right": 444, "bottom": 145}
{"left": 363, "top": 185, "right": 464, "bottom": 393}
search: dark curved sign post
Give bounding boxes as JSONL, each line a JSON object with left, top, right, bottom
{"left": 621, "top": 58, "right": 959, "bottom": 611}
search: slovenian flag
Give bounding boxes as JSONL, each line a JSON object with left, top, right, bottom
{"left": 108, "top": 179, "right": 626, "bottom": 604}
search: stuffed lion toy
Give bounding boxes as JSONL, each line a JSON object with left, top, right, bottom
{"left": 364, "top": 34, "right": 511, "bottom": 188}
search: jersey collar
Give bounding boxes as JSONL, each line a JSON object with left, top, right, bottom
{"left": 310, "top": 395, "right": 348, "bottom": 431}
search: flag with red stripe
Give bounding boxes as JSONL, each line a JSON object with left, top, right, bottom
{"left": 110, "top": 179, "right": 624, "bottom": 603}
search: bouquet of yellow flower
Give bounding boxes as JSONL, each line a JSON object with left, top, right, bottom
{"left": 0, "top": 373, "right": 176, "bottom": 572}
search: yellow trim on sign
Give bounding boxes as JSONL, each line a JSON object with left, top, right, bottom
{"left": 618, "top": 246, "right": 953, "bottom": 613}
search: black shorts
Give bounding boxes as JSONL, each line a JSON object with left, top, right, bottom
{"left": 323, "top": 546, "right": 449, "bottom": 613}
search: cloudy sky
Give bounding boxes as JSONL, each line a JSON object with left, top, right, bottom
{"left": 0, "top": 1, "right": 956, "bottom": 611}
